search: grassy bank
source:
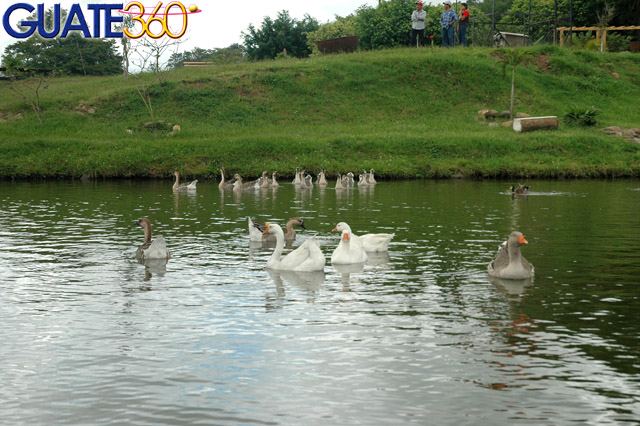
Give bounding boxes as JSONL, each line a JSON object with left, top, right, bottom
{"left": 1, "top": 46, "right": 639, "bottom": 179}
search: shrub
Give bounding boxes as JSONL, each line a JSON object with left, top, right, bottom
{"left": 606, "top": 33, "right": 632, "bottom": 52}
{"left": 563, "top": 106, "right": 600, "bottom": 126}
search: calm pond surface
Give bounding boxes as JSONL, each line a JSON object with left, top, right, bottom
{"left": 1, "top": 179, "right": 639, "bottom": 425}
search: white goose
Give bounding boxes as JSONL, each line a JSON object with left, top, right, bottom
{"left": 173, "top": 171, "right": 197, "bottom": 191}
{"left": 248, "top": 217, "right": 306, "bottom": 242}
{"left": 263, "top": 223, "right": 325, "bottom": 272}
{"left": 360, "top": 232, "right": 395, "bottom": 252}
{"left": 488, "top": 231, "right": 534, "bottom": 279}
{"left": 271, "top": 171, "right": 279, "bottom": 187}
{"left": 136, "top": 218, "right": 170, "bottom": 261}
{"left": 331, "top": 222, "right": 367, "bottom": 264}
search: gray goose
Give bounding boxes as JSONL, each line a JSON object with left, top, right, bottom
{"left": 248, "top": 217, "right": 306, "bottom": 242}
{"left": 173, "top": 171, "right": 197, "bottom": 191}
{"left": 136, "top": 218, "right": 170, "bottom": 261}
{"left": 488, "top": 231, "right": 534, "bottom": 279}
{"left": 219, "top": 167, "right": 235, "bottom": 189}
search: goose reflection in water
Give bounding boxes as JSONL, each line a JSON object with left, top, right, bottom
{"left": 490, "top": 276, "right": 535, "bottom": 324}
{"left": 142, "top": 258, "right": 168, "bottom": 282}
{"left": 266, "top": 269, "right": 325, "bottom": 307}
{"left": 333, "top": 262, "right": 365, "bottom": 292}
{"left": 366, "top": 251, "right": 391, "bottom": 267}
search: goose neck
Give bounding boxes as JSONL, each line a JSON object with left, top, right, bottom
{"left": 267, "top": 230, "right": 285, "bottom": 268}
{"left": 142, "top": 222, "right": 152, "bottom": 244}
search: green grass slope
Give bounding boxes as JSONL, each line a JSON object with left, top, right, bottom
{"left": 1, "top": 46, "right": 639, "bottom": 179}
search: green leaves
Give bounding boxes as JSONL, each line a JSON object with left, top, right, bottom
{"left": 563, "top": 106, "right": 600, "bottom": 126}
{"left": 492, "top": 48, "right": 534, "bottom": 77}
{"left": 242, "top": 11, "right": 320, "bottom": 60}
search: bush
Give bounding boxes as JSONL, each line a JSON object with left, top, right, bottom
{"left": 563, "top": 106, "right": 599, "bottom": 126}
{"left": 606, "top": 33, "right": 632, "bottom": 52}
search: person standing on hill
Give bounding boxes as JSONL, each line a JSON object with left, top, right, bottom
{"left": 411, "top": 1, "right": 427, "bottom": 47}
{"left": 440, "top": 0, "right": 458, "bottom": 48}
{"left": 458, "top": 3, "right": 470, "bottom": 47}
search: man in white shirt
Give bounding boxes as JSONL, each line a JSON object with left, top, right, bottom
{"left": 411, "top": 1, "right": 427, "bottom": 47}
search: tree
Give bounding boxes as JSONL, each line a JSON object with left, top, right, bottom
{"left": 9, "top": 73, "right": 50, "bottom": 124}
{"left": 115, "top": 15, "right": 135, "bottom": 77}
{"left": 596, "top": 2, "right": 615, "bottom": 52}
{"left": 354, "top": 0, "right": 415, "bottom": 50}
{"left": 492, "top": 48, "right": 533, "bottom": 119}
{"left": 243, "top": 11, "right": 319, "bottom": 60}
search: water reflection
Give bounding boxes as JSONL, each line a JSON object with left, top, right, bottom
{"left": 490, "top": 276, "right": 533, "bottom": 301}
{"left": 141, "top": 258, "right": 168, "bottom": 282}
{"left": 333, "top": 262, "right": 365, "bottom": 292}
{"left": 266, "top": 269, "right": 325, "bottom": 305}
{"left": 365, "top": 251, "right": 390, "bottom": 267}
{"left": 0, "top": 179, "right": 639, "bottom": 425}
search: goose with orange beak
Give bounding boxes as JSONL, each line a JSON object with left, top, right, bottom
{"left": 488, "top": 231, "right": 534, "bottom": 279}
{"left": 262, "top": 222, "right": 325, "bottom": 271}
{"left": 331, "top": 222, "right": 367, "bottom": 264}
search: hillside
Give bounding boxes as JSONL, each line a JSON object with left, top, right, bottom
{"left": 0, "top": 46, "right": 639, "bottom": 179}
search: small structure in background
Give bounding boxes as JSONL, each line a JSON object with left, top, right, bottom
{"left": 316, "top": 36, "right": 359, "bottom": 54}
{"left": 493, "top": 32, "right": 530, "bottom": 47}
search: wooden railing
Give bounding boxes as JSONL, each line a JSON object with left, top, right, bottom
{"left": 556, "top": 26, "right": 640, "bottom": 49}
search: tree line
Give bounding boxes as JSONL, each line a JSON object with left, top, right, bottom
{"left": 2, "top": 0, "right": 637, "bottom": 76}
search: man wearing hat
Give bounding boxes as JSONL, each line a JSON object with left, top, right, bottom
{"left": 411, "top": 1, "right": 427, "bottom": 47}
{"left": 440, "top": 0, "right": 458, "bottom": 48}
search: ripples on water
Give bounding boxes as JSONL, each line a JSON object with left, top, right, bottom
{"left": 0, "top": 179, "right": 639, "bottom": 425}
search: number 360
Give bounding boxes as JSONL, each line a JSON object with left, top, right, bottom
{"left": 123, "top": 2, "right": 188, "bottom": 39}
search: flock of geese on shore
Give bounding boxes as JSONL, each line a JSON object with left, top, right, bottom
{"left": 142, "top": 169, "right": 534, "bottom": 280}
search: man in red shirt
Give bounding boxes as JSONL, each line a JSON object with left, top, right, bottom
{"left": 458, "top": 3, "right": 470, "bottom": 47}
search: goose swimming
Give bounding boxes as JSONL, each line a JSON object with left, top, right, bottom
{"left": 488, "top": 231, "right": 534, "bottom": 279}
{"left": 249, "top": 217, "right": 306, "bottom": 242}
{"left": 136, "top": 218, "right": 170, "bottom": 261}
{"left": 331, "top": 222, "right": 367, "bottom": 264}
{"left": 263, "top": 222, "right": 325, "bottom": 272}
{"left": 173, "top": 171, "right": 197, "bottom": 191}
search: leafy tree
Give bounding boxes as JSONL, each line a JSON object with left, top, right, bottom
{"left": 492, "top": 48, "right": 533, "bottom": 119}
{"left": 243, "top": 11, "right": 319, "bottom": 60}
{"left": 354, "top": 0, "right": 416, "bottom": 49}
{"left": 3, "top": 35, "right": 122, "bottom": 76}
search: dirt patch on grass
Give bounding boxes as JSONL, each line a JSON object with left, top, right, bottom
{"left": 536, "top": 55, "right": 550, "bottom": 72}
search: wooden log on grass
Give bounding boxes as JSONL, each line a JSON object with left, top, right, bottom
{"left": 513, "top": 116, "right": 559, "bottom": 132}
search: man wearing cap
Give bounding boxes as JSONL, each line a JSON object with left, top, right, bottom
{"left": 440, "top": 0, "right": 458, "bottom": 48}
{"left": 411, "top": 1, "right": 427, "bottom": 47}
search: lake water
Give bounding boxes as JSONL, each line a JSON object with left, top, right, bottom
{"left": 1, "top": 179, "right": 639, "bottom": 425}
